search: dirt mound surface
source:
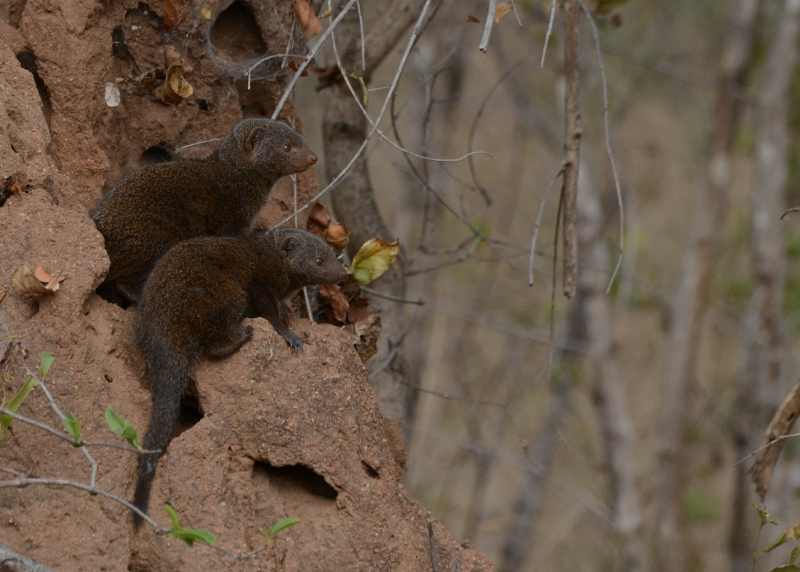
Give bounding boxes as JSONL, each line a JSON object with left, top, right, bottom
{"left": 0, "top": 1, "right": 492, "bottom": 570}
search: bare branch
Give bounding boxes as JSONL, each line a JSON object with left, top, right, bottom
{"left": 578, "top": 0, "right": 625, "bottom": 294}
{"left": 272, "top": 0, "right": 360, "bottom": 120}
{"left": 271, "top": 0, "right": 436, "bottom": 228}
{"left": 529, "top": 167, "right": 564, "bottom": 287}
{"left": 561, "top": 0, "right": 582, "bottom": 299}
{"left": 541, "top": 0, "right": 558, "bottom": 67}
{"left": 362, "top": 286, "right": 425, "bottom": 305}
{"left": 479, "top": 0, "right": 498, "bottom": 53}
{"left": 27, "top": 368, "right": 98, "bottom": 489}
{"left": 0, "top": 477, "right": 164, "bottom": 531}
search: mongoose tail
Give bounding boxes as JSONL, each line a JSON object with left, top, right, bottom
{"left": 132, "top": 338, "right": 193, "bottom": 529}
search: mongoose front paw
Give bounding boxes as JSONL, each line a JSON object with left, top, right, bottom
{"left": 284, "top": 333, "right": 304, "bottom": 352}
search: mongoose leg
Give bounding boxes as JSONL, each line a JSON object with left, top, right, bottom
{"left": 206, "top": 324, "right": 253, "bottom": 359}
{"left": 251, "top": 289, "right": 303, "bottom": 351}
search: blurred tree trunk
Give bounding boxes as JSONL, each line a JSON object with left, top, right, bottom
{"left": 731, "top": 2, "right": 800, "bottom": 570}
{"left": 653, "top": 2, "right": 758, "bottom": 570}
{"left": 581, "top": 181, "right": 646, "bottom": 569}
{"left": 322, "top": 0, "right": 433, "bottom": 438}
{"left": 397, "top": 29, "right": 468, "bottom": 444}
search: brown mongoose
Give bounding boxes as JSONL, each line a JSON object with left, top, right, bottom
{"left": 92, "top": 118, "right": 317, "bottom": 302}
{"left": 131, "top": 228, "right": 347, "bottom": 526}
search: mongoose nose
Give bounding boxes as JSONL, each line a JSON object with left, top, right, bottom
{"left": 308, "top": 152, "right": 318, "bottom": 165}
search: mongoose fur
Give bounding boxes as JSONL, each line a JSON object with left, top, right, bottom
{"left": 131, "top": 228, "right": 347, "bottom": 526}
{"left": 92, "top": 118, "right": 317, "bottom": 302}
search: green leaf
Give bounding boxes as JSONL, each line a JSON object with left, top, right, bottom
{"left": 39, "top": 352, "right": 55, "bottom": 378}
{"left": 266, "top": 516, "right": 300, "bottom": 539}
{"left": 104, "top": 407, "right": 142, "bottom": 449}
{"left": 164, "top": 504, "right": 182, "bottom": 529}
{"left": 63, "top": 414, "right": 82, "bottom": 445}
{"left": 169, "top": 527, "right": 216, "bottom": 547}
{"left": 165, "top": 505, "right": 215, "bottom": 547}
{"left": 0, "top": 376, "right": 39, "bottom": 434}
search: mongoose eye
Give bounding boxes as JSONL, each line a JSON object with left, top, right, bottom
{"left": 283, "top": 143, "right": 292, "bottom": 152}
{"left": 315, "top": 257, "right": 323, "bottom": 265}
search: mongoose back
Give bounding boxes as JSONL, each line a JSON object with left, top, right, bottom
{"left": 92, "top": 118, "right": 317, "bottom": 302}
{"left": 131, "top": 228, "right": 347, "bottom": 526}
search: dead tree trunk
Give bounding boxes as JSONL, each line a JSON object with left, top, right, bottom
{"left": 731, "top": 2, "right": 800, "bottom": 570}
{"left": 653, "top": 2, "right": 758, "bottom": 570}
{"left": 322, "top": 0, "right": 433, "bottom": 438}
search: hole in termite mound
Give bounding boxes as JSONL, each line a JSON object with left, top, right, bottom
{"left": 209, "top": 1, "right": 266, "bottom": 64}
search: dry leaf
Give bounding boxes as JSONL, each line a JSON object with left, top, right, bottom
{"left": 199, "top": 5, "right": 213, "bottom": 20}
{"left": 325, "top": 223, "right": 350, "bottom": 250}
{"left": 33, "top": 265, "right": 52, "bottom": 284}
{"left": 307, "top": 203, "right": 349, "bottom": 250}
{"left": 350, "top": 239, "right": 400, "bottom": 285}
{"left": 294, "top": 0, "right": 322, "bottom": 37}
{"left": 12, "top": 264, "right": 56, "bottom": 300}
{"left": 319, "top": 284, "right": 349, "bottom": 323}
{"left": 352, "top": 312, "right": 380, "bottom": 363}
{"left": 494, "top": 2, "right": 513, "bottom": 24}
{"left": 162, "top": 0, "right": 185, "bottom": 31}
{"left": 466, "top": 15, "right": 480, "bottom": 23}
{"left": 307, "top": 202, "right": 331, "bottom": 237}
{"left": 155, "top": 65, "right": 193, "bottom": 104}
{"left": 1, "top": 174, "right": 25, "bottom": 207}
{"left": 752, "top": 383, "right": 800, "bottom": 500}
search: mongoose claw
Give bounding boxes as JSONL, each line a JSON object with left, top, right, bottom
{"left": 284, "top": 332, "right": 304, "bottom": 352}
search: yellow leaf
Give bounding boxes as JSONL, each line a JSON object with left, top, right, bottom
{"left": 350, "top": 239, "right": 400, "bottom": 285}
{"left": 494, "top": 2, "right": 513, "bottom": 24}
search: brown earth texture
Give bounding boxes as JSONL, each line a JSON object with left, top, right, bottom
{"left": 0, "top": 0, "right": 493, "bottom": 570}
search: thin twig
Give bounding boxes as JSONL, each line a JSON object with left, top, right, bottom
{"left": 579, "top": 0, "right": 625, "bottom": 294}
{"left": 0, "top": 477, "right": 164, "bottom": 531}
{"left": 510, "top": 0, "right": 523, "bottom": 26}
{"left": 355, "top": 0, "right": 366, "bottom": 72}
{"left": 738, "top": 431, "right": 800, "bottom": 465}
{"left": 281, "top": 19, "right": 296, "bottom": 70}
{"left": 479, "top": 0, "right": 498, "bottom": 53}
{"left": 330, "top": 25, "right": 490, "bottom": 165}
{"left": 271, "top": 0, "right": 435, "bottom": 228}
{"left": 541, "top": 0, "right": 558, "bottom": 67}
{"left": 288, "top": 170, "right": 316, "bottom": 323}
{"left": 362, "top": 287, "right": 424, "bottom": 305}
{"left": 0, "top": 407, "right": 157, "bottom": 454}
{"left": 529, "top": 166, "right": 565, "bottom": 286}
{"left": 271, "top": 0, "right": 360, "bottom": 120}
{"left": 467, "top": 59, "right": 530, "bottom": 206}
{"left": 176, "top": 137, "right": 223, "bottom": 154}
{"left": 781, "top": 206, "right": 800, "bottom": 220}
{"left": 247, "top": 54, "right": 307, "bottom": 90}
{"left": 28, "top": 368, "right": 98, "bottom": 489}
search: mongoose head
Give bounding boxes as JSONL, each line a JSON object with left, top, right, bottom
{"left": 218, "top": 118, "right": 317, "bottom": 177}
{"left": 269, "top": 228, "right": 348, "bottom": 287}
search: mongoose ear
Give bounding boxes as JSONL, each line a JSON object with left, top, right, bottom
{"left": 281, "top": 236, "right": 297, "bottom": 254}
{"left": 245, "top": 126, "right": 268, "bottom": 152}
